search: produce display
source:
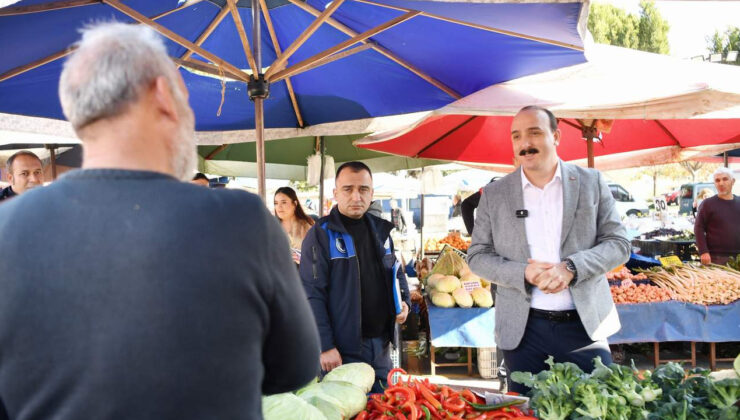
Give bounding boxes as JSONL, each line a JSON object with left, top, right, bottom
{"left": 354, "top": 367, "right": 532, "bottom": 420}
{"left": 637, "top": 264, "right": 740, "bottom": 305}
{"left": 425, "top": 233, "right": 471, "bottom": 252}
{"left": 262, "top": 363, "right": 375, "bottom": 420}
{"left": 606, "top": 266, "right": 647, "bottom": 282}
{"left": 610, "top": 279, "right": 675, "bottom": 304}
{"left": 511, "top": 354, "right": 740, "bottom": 420}
{"left": 424, "top": 249, "right": 493, "bottom": 308}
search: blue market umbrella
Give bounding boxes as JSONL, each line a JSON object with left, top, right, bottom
{"left": 0, "top": 0, "right": 588, "bottom": 197}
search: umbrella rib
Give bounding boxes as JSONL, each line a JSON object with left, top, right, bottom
{"left": 271, "top": 43, "right": 373, "bottom": 82}
{"left": 0, "top": 0, "right": 99, "bottom": 16}
{"left": 103, "top": 0, "right": 248, "bottom": 79}
{"left": 204, "top": 144, "right": 229, "bottom": 160}
{"left": 259, "top": 0, "right": 304, "bottom": 127}
{"left": 180, "top": 6, "right": 231, "bottom": 61}
{"left": 654, "top": 120, "right": 684, "bottom": 147}
{"left": 287, "top": 0, "right": 460, "bottom": 99}
{"left": 415, "top": 116, "right": 476, "bottom": 158}
{"left": 353, "top": 0, "right": 583, "bottom": 51}
{"left": 264, "top": 0, "right": 347, "bottom": 79}
{"left": 269, "top": 11, "right": 419, "bottom": 82}
{"left": 173, "top": 58, "right": 250, "bottom": 82}
{"left": 0, "top": 1, "right": 205, "bottom": 83}
{"left": 225, "top": 0, "right": 259, "bottom": 75}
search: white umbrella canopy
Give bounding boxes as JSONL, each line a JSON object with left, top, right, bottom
{"left": 356, "top": 43, "right": 740, "bottom": 170}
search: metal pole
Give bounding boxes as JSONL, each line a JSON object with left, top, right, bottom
{"left": 724, "top": 152, "right": 729, "bottom": 168}
{"left": 319, "top": 136, "right": 325, "bottom": 218}
{"left": 252, "top": 0, "right": 266, "bottom": 200}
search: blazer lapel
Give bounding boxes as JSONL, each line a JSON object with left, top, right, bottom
{"left": 505, "top": 168, "right": 530, "bottom": 260}
{"left": 560, "top": 162, "right": 580, "bottom": 249}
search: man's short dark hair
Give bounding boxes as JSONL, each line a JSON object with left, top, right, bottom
{"left": 335, "top": 161, "right": 372, "bottom": 179}
{"left": 6, "top": 150, "right": 42, "bottom": 173}
{"left": 192, "top": 172, "right": 209, "bottom": 182}
{"left": 519, "top": 105, "right": 558, "bottom": 133}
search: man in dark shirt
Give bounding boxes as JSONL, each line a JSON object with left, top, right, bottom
{"left": 0, "top": 150, "right": 44, "bottom": 202}
{"left": 0, "top": 23, "right": 319, "bottom": 420}
{"left": 694, "top": 168, "right": 739, "bottom": 265}
{"left": 301, "top": 162, "right": 410, "bottom": 393}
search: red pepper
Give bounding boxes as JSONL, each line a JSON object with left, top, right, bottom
{"left": 509, "top": 417, "right": 537, "bottom": 420}
{"left": 387, "top": 368, "right": 408, "bottom": 386}
{"left": 355, "top": 411, "right": 369, "bottom": 420}
{"left": 370, "top": 398, "right": 395, "bottom": 412}
{"left": 386, "top": 386, "right": 416, "bottom": 404}
{"left": 420, "top": 400, "right": 442, "bottom": 419}
{"left": 400, "top": 401, "right": 419, "bottom": 420}
{"left": 416, "top": 381, "right": 443, "bottom": 411}
{"left": 395, "top": 413, "right": 408, "bottom": 420}
{"left": 442, "top": 397, "right": 466, "bottom": 412}
{"left": 461, "top": 390, "right": 480, "bottom": 406}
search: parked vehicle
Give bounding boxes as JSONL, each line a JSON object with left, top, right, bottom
{"left": 678, "top": 182, "right": 717, "bottom": 215}
{"left": 608, "top": 183, "right": 650, "bottom": 218}
{"left": 664, "top": 188, "right": 680, "bottom": 205}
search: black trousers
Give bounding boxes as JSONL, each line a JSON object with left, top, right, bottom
{"left": 502, "top": 313, "right": 612, "bottom": 395}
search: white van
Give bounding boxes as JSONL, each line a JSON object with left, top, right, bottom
{"left": 608, "top": 183, "right": 650, "bottom": 219}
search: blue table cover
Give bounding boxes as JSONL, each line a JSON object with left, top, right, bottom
{"left": 609, "top": 301, "right": 740, "bottom": 344}
{"left": 427, "top": 298, "right": 495, "bottom": 348}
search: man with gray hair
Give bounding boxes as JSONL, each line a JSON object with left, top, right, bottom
{"left": 694, "top": 167, "right": 739, "bottom": 265}
{"left": 0, "top": 150, "right": 44, "bottom": 202}
{"left": 0, "top": 23, "right": 320, "bottom": 420}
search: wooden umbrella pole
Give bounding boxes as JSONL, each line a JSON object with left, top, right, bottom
{"left": 587, "top": 137, "right": 594, "bottom": 168}
{"left": 724, "top": 152, "right": 729, "bottom": 168}
{"left": 319, "top": 136, "right": 325, "bottom": 218}
{"left": 49, "top": 146, "right": 58, "bottom": 180}
{"left": 252, "top": 0, "right": 266, "bottom": 201}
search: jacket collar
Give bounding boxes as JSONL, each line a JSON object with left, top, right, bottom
{"left": 324, "top": 206, "right": 394, "bottom": 242}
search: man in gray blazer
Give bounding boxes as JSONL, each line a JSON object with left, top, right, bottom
{"left": 467, "top": 106, "right": 630, "bottom": 394}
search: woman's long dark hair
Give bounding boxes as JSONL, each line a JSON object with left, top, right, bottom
{"left": 274, "top": 186, "right": 314, "bottom": 226}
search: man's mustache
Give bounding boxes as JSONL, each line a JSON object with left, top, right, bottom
{"left": 519, "top": 147, "right": 539, "bottom": 156}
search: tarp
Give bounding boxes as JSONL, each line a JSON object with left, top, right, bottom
{"left": 198, "top": 134, "right": 440, "bottom": 179}
{"left": 427, "top": 298, "right": 495, "bottom": 348}
{"left": 609, "top": 301, "right": 740, "bottom": 344}
{"left": 356, "top": 43, "right": 740, "bottom": 170}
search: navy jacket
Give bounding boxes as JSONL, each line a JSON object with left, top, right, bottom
{"left": 300, "top": 207, "right": 410, "bottom": 357}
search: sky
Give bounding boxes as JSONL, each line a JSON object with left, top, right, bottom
{"left": 596, "top": 0, "right": 740, "bottom": 58}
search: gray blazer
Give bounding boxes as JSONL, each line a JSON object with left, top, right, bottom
{"left": 467, "top": 162, "right": 630, "bottom": 350}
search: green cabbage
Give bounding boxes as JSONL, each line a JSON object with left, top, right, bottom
{"left": 321, "top": 362, "right": 375, "bottom": 393}
{"left": 299, "top": 381, "right": 366, "bottom": 417}
{"left": 305, "top": 395, "right": 345, "bottom": 420}
{"left": 262, "top": 393, "right": 327, "bottom": 420}
{"left": 317, "top": 381, "right": 366, "bottom": 416}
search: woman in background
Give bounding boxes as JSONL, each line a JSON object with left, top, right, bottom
{"left": 274, "top": 186, "right": 315, "bottom": 263}
{"left": 693, "top": 188, "right": 714, "bottom": 216}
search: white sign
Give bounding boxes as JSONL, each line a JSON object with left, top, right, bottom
{"left": 654, "top": 197, "right": 667, "bottom": 213}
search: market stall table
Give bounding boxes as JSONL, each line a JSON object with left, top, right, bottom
{"left": 426, "top": 298, "right": 495, "bottom": 375}
{"left": 609, "top": 300, "right": 740, "bottom": 369}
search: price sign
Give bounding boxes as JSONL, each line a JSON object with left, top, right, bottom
{"left": 659, "top": 255, "right": 683, "bottom": 267}
{"left": 654, "top": 197, "right": 667, "bottom": 213}
{"left": 461, "top": 280, "right": 482, "bottom": 293}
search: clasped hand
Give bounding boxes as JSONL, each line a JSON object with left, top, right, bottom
{"left": 525, "top": 259, "right": 574, "bottom": 294}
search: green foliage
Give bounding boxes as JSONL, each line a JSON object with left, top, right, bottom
{"left": 707, "top": 26, "right": 740, "bottom": 65}
{"left": 588, "top": 1, "right": 670, "bottom": 54}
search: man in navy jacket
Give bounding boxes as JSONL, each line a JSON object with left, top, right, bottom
{"left": 301, "top": 162, "right": 410, "bottom": 392}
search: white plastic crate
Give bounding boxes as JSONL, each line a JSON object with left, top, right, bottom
{"left": 477, "top": 347, "right": 498, "bottom": 379}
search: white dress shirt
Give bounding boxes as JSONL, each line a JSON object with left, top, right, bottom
{"left": 521, "top": 162, "right": 575, "bottom": 310}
